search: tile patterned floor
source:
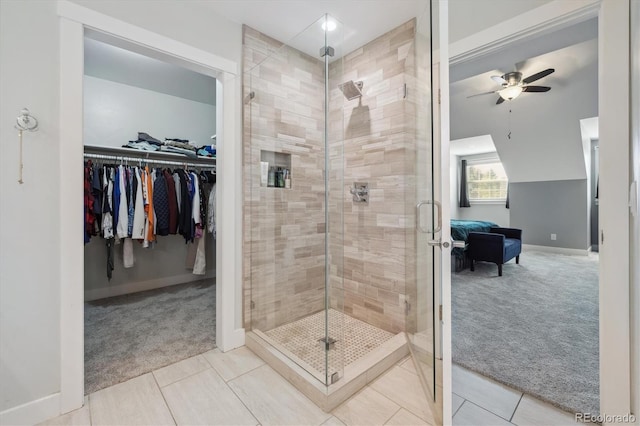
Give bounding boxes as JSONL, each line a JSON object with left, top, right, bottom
{"left": 264, "top": 309, "right": 395, "bottom": 375}
{"left": 41, "top": 348, "right": 581, "bottom": 426}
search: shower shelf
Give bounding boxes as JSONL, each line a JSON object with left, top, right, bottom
{"left": 260, "top": 150, "right": 291, "bottom": 189}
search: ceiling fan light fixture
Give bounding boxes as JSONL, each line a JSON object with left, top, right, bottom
{"left": 499, "top": 85, "right": 523, "bottom": 101}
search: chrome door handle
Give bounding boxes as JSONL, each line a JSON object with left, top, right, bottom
{"left": 428, "top": 239, "right": 450, "bottom": 249}
{"left": 416, "top": 200, "right": 442, "bottom": 234}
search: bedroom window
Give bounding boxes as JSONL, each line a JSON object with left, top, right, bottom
{"left": 466, "top": 159, "right": 508, "bottom": 202}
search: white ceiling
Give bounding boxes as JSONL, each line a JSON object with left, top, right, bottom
{"left": 450, "top": 135, "right": 496, "bottom": 156}
{"left": 84, "top": 37, "right": 216, "bottom": 105}
{"left": 202, "top": 0, "right": 430, "bottom": 60}
{"left": 448, "top": 0, "right": 554, "bottom": 43}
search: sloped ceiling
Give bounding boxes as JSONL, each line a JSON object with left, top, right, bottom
{"left": 84, "top": 37, "right": 216, "bottom": 105}
{"left": 450, "top": 38, "right": 598, "bottom": 183}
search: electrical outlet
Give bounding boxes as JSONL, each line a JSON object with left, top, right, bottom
{"left": 550, "top": 233, "right": 557, "bottom": 241}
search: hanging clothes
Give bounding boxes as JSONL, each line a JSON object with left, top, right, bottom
{"left": 153, "top": 170, "right": 170, "bottom": 236}
{"left": 84, "top": 160, "right": 96, "bottom": 243}
{"left": 142, "top": 166, "right": 155, "bottom": 247}
{"left": 164, "top": 170, "right": 179, "bottom": 234}
{"left": 123, "top": 237, "right": 135, "bottom": 268}
{"left": 84, "top": 157, "right": 215, "bottom": 279}
{"left": 175, "top": 169, "right": 193, "bottom": 242}
{"left": 116, "top": 165, "right": 129, "bottom": 239}
{"left": 131, "top": 167, "right": 145, "bottom": 240}
{"left": 207, "top": 183, "right": 217, "bottom": 239}
{"left": 101, "top": 166, "right": 114, "bottom": 239}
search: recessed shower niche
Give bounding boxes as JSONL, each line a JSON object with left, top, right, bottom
{"left": 242, "top": 8, "right": 440, "bottom": 420}
{"left": 260, "top": 150, "right": 291, "bottom": 188}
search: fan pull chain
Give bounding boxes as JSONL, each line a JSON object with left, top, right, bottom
{"left": 507, "top": 109, "right": 512, "bottom": 140}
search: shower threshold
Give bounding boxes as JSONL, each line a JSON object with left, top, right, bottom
{"left": 246, "top": 310, "right": 408, "bottom": 412}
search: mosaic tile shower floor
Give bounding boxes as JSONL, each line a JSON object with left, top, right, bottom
{"left": 264, "top": 309, "right": 395, "bottom": 375}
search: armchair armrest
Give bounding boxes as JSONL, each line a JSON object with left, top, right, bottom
{"left": 468, "top": 232, "right": 505, "bottom": 252}
{"left": 490, "top": 227, "right": 522, "bottom": 240}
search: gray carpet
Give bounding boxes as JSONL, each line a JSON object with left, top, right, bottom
{"left": 452, "top": 251, "right": 599, "bottom": 415}
{"left": 84, "top": 279, "right": 216, "bottom": 394}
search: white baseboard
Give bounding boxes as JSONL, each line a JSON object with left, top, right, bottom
{"left": 522, "top": 244, "right": 590, "bottom": 256}
{"left": 84, "top": 271, "right": 215, "bottom": 301}
{"left": 0, "top": 392, "right": 60, "bottom": 426}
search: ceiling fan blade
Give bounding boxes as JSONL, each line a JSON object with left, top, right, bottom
{"left": 467, "top": 90, "right": 497, "bottom": 98}
{"left": 491, "top": 75, "right": 507, "bottom": 85}
{"left": 522, "top": 85, "right": 551, "bottom": 92}
{"left": 522, "top": 68, "right": 555, "bottom": 84}
{"left": 496, "top": 96, "right": 505, "bottom": 105}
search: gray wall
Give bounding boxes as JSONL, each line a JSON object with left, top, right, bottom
{"left": 510, "top": 179, "right": 588, "bottom": 250}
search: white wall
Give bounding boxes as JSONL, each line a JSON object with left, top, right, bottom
{"left": 84, "top": 75, "right": 216, "bottom": 147}
{"left": 0, "top": 0, "right": 241, "bottom": 418}
{"left": 630, "top": 0, "right": 640, "bottom": 417}
{"left": 0, "top": 0, "right": 62, "bottom": 414}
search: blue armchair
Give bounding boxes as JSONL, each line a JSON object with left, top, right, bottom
{"left": 468, "top": 227, "right": 522, "bottom": 276}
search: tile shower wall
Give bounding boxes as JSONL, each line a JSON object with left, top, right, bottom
{"left": 242, "top": 26, "right": 326, "bottom": 331}
{"left": 329, "top": 20, "right": 418, "bottom": 334}
{"left": 243, "top": 20, "right": 421, "bottom": 335}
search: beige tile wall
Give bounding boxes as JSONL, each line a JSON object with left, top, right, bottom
{"left": 243, "top": 20, "right": 426, "bottom": 336}
{"left": 242, "top": 26, "right": 326, "bottom": 331}
{"left": 329, "top": 20, "right": 418, "bottom": 334}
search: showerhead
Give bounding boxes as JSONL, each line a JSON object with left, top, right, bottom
{"left": 339, "top": 80, "right": 363, "bottom": 101}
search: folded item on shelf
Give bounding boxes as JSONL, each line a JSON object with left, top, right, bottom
{"left": 198, "top": 145, "right": 217, "bottom": 156}
{"left": 165, "top": 137, "right": 189, "bottom": 143}
{"left": 160, "top": 145, "right": 197, "bottom": 158}
{"left": 137, "top": 132, "right": 163, "bottom": 146}
{"left": 164, "top": 140, "right": 197, "bottom": 152}
{"left": 197, "top": 149, "right": 214, "bottom": 157}
{"left": 123, "top": 141, "right": 160, "bottom": 151}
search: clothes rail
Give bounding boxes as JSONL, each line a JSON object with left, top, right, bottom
{"left": 83, "top": 144, "right": 216, "bottom": 170}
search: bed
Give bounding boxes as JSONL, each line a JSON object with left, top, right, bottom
{"left": 450, "top": 219, "right": 497, "bottom": 271}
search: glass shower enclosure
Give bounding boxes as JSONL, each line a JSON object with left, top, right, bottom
{"left": 243, "top": 5, "right": 442, "bottom": 420}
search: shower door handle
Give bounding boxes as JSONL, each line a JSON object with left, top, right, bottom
{"left": 416, "top": 200, "right": 442, "bottom": 234}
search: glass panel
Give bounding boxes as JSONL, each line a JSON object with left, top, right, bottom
{"left": 326, "top": 14, "right": 346, "bottom": 385}
{"left": 406, "top": 0, "right": 442, "bottom": 423}
{"left": 244, "top": 15, "right": 345, "bottom": 386}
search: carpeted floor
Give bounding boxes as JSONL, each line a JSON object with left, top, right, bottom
{"left": 84, "top": 279, "right": 216, "bottom": 394}
{"left": 452, "top": 251, "right": 599, "bottom": 415}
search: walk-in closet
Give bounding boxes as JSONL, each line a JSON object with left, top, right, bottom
{"left": 82, "top": 33, "right": 218, "bottom": 394}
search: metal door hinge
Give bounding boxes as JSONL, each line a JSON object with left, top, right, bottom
{"left": 405, "top": 300, "right": 411, "bottom": 314}
{"left": 438, "top": 89, "right": 441, "bottom": 105}
{"left": 600, "top": 230, "right": 604, "bottom": 245}
{"left": 439, "top": 305, "right": 443, "bottom": 321}
{"left": 403, "top": 83, "right": 408, "bottom": 99}
{"left": 250, "top": 300, "right": 255, "bottom": 309}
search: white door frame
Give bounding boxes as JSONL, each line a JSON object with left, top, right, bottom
{"left": 58, "top": 0, "right": 244, "bottom": 414}
{"left": 449, "top": 0, "right": 632, "bottom": 420}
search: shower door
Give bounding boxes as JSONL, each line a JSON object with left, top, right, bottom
{"left": 405, "top": 1, "right": 447, "bottom": 424}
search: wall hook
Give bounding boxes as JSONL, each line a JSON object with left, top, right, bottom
{"left": 15, "top": 108, "right": 39, "bottom": 184}
{"left": 15, "top": 108, "right": 39, "bottom": 132}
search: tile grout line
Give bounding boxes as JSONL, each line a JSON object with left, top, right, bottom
{"left": 382, "top": 406, "right": 403, "bottom": 426}
{"left": 223, "top": 367, "right": 271, "bottom": 426}
{"left": 153, "top": 355, "right": 213, "bottom": 388}
{"left": 509, "top": 393, "right": 524, "bottom": 423}
{"left": 87, "top": 395, "right": 94, "bottom": 426}
{"left": 367, "top": 379, "right": 431, "bottom": 424}
{"left": 459, "top": 399, "right": 514, "bottom": 424}
{"left": 152, "top": 371, "right": 178, "bottom": 425}
{"left": 452, "top": 397, "right": 464, "bottom": 418}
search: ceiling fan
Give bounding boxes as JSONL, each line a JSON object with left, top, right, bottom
{"left": 468, "top": 68, "right": 555, "bottom": 104}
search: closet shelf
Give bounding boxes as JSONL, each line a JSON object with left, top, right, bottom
{"left": 84, "top": 144, "right": 216, "bottom": 167}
